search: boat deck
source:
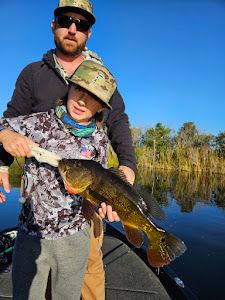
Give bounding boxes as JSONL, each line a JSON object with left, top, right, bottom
{"left": 104, "top": 232, "right": 171, "bottom": 300}
{"left": 0, "top": 226, "right": 170, "bottom": 300}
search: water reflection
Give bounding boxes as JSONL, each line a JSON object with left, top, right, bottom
{"left": 136, "top": 170, "right": 225, "bottom": 213}
{"left": 135, "top": 169, "right": 225, "bottom": 299}
{"left": 0, "top": 187, "right": 20, "bottom": 231}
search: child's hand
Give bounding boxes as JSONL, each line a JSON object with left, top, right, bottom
{"left": 98, "top": 202, "right": 120, "bottom": 222}
{"left": 0, "top": 130, "right": 39, "bottom": 157}
{"left": 0, "top": 167, "right": 10, "bottom": 203}
{"left": 0, "top": 192, "right": 6, "bottom": 203}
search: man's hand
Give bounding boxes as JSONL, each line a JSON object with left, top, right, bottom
{"left": 118, "top": 165, "right": 135, "bottom": 185}
{"left": 0, "top": 168, "right": 10, "bottom": 203}
{"left": 0, "top": 129, "right": 39, "bottom": 157}
{"left": 98, "top": 202, "right": 120, "bottom": 222}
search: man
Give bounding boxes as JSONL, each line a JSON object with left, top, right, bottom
{"left": 0, "top": 0, "right": 136, "bottom": 299}
{"left": 0, "top": 0, "right": 136, "bottom": 181}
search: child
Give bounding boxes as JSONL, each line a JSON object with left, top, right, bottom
{"left": 0, "top": 60, "right": 116, "bottom": 300}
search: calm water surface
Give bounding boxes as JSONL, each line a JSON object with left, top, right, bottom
{"left": 0, "top": 187, "right": 20, "bottom": 230}
{"left": 0, "top": 170, "right": 225, "bottom": 299}
{"left": 136, "top": 170, "right": 225, "bottom": 300}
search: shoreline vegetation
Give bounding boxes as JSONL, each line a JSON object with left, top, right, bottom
{"left": 131, "top": 122, "right": 225, "bottom": 175}
{"left": 8, "top": 121, "right": 225, "bottom": 187}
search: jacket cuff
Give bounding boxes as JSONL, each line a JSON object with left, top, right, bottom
{"left": 0, "top": 145, "right": 14, "bottom": 166}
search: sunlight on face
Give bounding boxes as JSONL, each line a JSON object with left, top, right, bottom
{"left": 52, "top": 12, "right": 92, "bottom": 57}
{"left": 67, "top": 86, "right": 103, "bottom": 124}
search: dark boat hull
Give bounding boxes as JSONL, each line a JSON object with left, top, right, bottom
{"left": 0, "top": 224, "right": 197, "bottom": 300}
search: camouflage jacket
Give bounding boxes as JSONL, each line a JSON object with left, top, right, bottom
{"left": 0, "top": 110, "right": 108, "bottom": 239}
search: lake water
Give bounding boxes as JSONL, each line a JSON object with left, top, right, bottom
{"left": 0, "top": 187, "right": 21, "bottom": 230}
{"left": 135, "top": 170, "right": 225, "bottom": 300}
{"left": 0, "top": 170, "right": 225, "bottom": 299}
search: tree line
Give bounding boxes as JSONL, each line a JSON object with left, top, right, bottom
{"left": 130, "top": 122, "right": 225, "bottom": 174}
{"left": 8, "top": 121, "right": 225, "bottom": 178}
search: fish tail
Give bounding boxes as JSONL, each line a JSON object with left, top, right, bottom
{"left": 146, "top": 230, "right": 187, "bottom": 268}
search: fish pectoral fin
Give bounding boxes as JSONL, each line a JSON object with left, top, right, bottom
{"left": 124, "top": 225, "right": 144, "bottom": 248}
{"left": 82, "top": 188, "right": 111, "bottom": 215}
{"left": 83, "top": 191, "right": 99, "bottom": 207}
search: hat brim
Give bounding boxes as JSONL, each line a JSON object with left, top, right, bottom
{"left": 54, "top": 7, "right": 95, "bottom": 25}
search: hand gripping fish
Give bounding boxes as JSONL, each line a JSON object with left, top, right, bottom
{"left": 58, "top": 159, "right": 187, "bottom": 268}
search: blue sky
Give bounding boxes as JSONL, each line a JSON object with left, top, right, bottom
{"left": 0, "top": 0, "right": 225, "bottom": 136}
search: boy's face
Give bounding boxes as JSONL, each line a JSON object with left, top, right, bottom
{"left": 67, "top": 86, "right": 103, "bottom": 124}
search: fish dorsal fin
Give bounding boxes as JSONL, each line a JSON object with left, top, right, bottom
{"left": 137, "top": 188, "right": 165, "bottom": 221}
{"left": 124, "top": 225, "right": 144, "bottom": 248}
{"left": 109, "top": 168, "right": 131, "bottom": 185}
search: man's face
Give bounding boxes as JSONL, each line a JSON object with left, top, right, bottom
{"left": 52, "top": 12, "right": 92, "bottom": 57}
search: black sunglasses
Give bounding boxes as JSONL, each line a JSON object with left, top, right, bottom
{"left": 56, "top": 15, "right": 91, "bottom": 32}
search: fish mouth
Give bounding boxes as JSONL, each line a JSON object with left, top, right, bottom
{"left": 64, "top": 181, "right": 82, "bottom": 194}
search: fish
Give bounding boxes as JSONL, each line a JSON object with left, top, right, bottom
{"left": 58, "top": 159, "right": 187, "bottom": 268}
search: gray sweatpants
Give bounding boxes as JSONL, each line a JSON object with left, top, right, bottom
{"left": 12, "top": 226, "right": 90, "bottom": 300}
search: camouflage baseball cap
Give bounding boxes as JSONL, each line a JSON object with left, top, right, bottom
{"left": 54, "top": 0, "right": 96, "bottom": 25}
{"left": 69, "top": 60, "right": 117, "bottom": 109}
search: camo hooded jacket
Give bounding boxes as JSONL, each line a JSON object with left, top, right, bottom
{"left": 0, "top": 110, "right": 108, "bottom": 240}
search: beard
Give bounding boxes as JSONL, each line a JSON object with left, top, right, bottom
{"left": 54, "top": 34, "right": 87, "bottom": 57}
